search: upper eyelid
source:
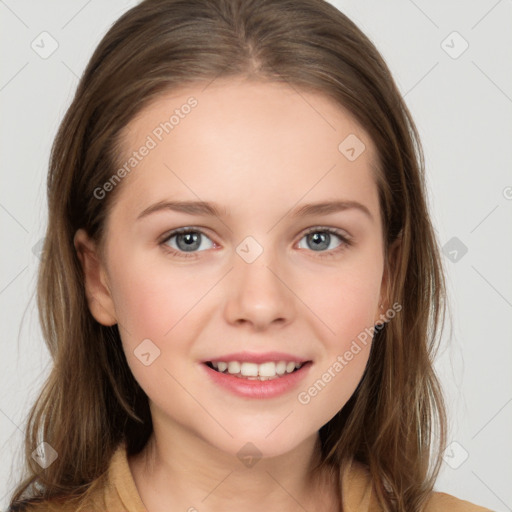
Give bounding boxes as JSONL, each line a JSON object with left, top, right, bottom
{"left": 161, "top": 226, "right": 215, "bottom": 243}
{"left": 301, "top": 225, "right": 351, "bottom": 239}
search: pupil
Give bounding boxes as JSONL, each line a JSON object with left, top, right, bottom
{"left": 177, "top": 232, "right": 200, "bottom": 251}
{"left": 309, "top": 232, "right": 329, "bottom": 251}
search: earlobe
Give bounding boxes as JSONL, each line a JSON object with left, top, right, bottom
{"left": 73, "top": 228, "right": 118, "bottom": 326}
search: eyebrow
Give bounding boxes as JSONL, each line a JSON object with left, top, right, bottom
{"left": 136, "top": 199, "right": 373, "bottom": 221}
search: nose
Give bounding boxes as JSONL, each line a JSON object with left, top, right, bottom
{"left": 223, "top": 248, "right": 296, "bottom": 332}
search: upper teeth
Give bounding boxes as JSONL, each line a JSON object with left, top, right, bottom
{"left": 211, "top": 361, "right": 303, "bottom": 377}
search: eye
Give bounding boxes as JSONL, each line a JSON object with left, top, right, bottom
{"left": 160, "top": 228, "right": 215, "bottom": 258}
{"left": 160, "top": 226, "right": 352, "bottom": 260}
{"left": 297, "top": 227, "right": 352, "bottom": 257}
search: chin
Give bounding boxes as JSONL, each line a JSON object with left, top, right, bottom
{"left": 204, "top": 426, "right": 311, "bottom": 461}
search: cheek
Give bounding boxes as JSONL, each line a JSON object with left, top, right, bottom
{"left": 296, "top": 279, "right": 376, "bottom": 426}
{"left": 298, "top": 258, "right": 383, "bottom": 345}
{"left": 107, "top": 252, "right": 229, "bottom": 393}
{"left": 108, "top": 256, "right": 211, "bottom": 404}
{"left": 298, "top": 339, "right": 371, "bottom": 429}
{"left": 293, "top": 258, "right": 381, "bottom": 418}
{"left": 109, "top": 254, "right": 212, "bottom": 342}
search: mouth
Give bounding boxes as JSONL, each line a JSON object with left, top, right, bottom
{"left": 203, "top": 360, "right": 312, "bottom": 381}
{"left": 200, "top": 359, "right": 313, "bottom": 399}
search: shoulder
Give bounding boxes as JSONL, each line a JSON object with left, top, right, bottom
{"left": 344, "top": 460, "right": 494, "bottom": 512}
{"left": 6, "top": 472, "right": 109, "bottom": 512}
{"left": 7, "top": 442, "right": 137, "bottom": 512}
{"left": 424, "top": 491, "right": 495, "bottom": 512}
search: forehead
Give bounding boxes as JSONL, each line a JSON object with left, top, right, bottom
{"left": 111, "top": 78, "right": 380, "bottom": 220}
{"left": 122, "top": 78, "right": 375, "bottom": 155}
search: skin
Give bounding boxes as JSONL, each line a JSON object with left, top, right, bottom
{"left": 74, "top": 78, "right": 393, "bottom": 512}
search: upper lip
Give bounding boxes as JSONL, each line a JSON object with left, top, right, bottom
{"left": 202, "top": 351, "right": 311, "bottom": 364}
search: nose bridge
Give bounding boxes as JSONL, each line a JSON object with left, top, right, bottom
{"left": 223, "top": 234, "right": 295, "bottom": 329}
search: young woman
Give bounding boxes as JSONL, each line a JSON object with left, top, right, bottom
{"left": 8, "top": 0, "right": 493, "bottom": 511}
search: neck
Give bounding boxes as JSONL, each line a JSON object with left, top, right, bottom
{"left": 128, "top": 423, "right": 340, "bottom": 512}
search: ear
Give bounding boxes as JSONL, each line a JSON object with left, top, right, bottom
{"left": 74, "top": 228, "right": 117, "bottom": 326}
{"left": 374, "top": 234, "right": 402, "bottom": 326}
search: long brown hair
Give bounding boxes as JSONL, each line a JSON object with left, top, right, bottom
{"left": 9, "top": 0, "right": 447, "bottom": 510}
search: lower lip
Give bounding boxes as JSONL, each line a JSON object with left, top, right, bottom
{"left": 200, "top": 362, "right": 313, "bottom": 399}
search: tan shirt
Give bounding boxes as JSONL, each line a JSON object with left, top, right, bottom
{"left": 25, "top": 441, "right": 494, "bottom": 511}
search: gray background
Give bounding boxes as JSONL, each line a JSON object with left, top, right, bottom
{"left": 1, "top": 1, "right": 511, "bottom": 510}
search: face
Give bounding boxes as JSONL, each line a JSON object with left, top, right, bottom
{"left": 75, "top": 78, "right": 390, "bottom": 460}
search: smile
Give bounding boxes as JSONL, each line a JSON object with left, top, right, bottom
{"left": 201, "top": 360, "right": 313, "bottom": 399}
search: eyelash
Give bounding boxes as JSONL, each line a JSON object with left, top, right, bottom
{"left": 159, "top": 226, "right": 352, "bottom": 260}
